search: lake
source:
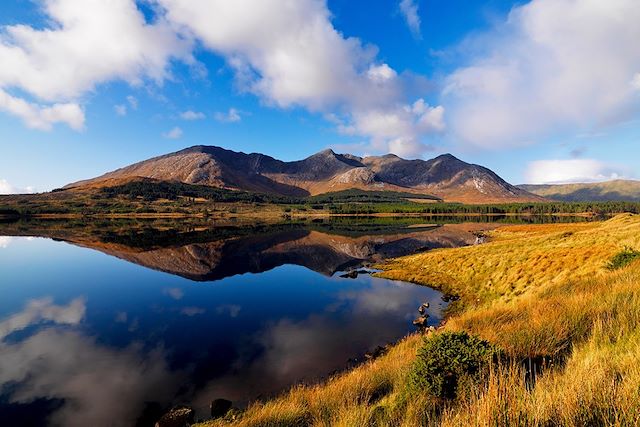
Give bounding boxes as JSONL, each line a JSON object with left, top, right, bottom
{"left": 0, "top": 216, "right": 588, "bottom": 426}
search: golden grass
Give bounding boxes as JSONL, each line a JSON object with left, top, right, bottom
{"left": 196, "top": 214, "right": 640, "bottom": 426}
{"left": 377, "top": 214, "right": 640, "bottom": 304}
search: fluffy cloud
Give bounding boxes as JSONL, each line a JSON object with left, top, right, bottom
{"left": 155, "top": 0, "right": 441, "bottom": 155}
{"left": 214, "top": 108, "right": 242, "bottom": 123}
{"left": 0, "top": 89, "right": 84, "bottom": 130}
{"left": 0, "top": 0, "right": 191, "bottom": 130}
{"left": 0, "top": 178, "right": 35, "bottom": 194}
{"left": 179, "top": 110, "right": 205, "bottom": 120}
{"left": 339, "top": 99, "right": 444, "bottom": 157}
{"left": 1, "top": 0, "right": 442, "bottom": 153}
{"left": 399, "top": 0, "right": 421, "bottom": 38}
{"left": 443, "top": 0, "right": 640, "bottom": 148}
{"left": 524, "top": 159, "right": 626, "bottom": 184}
{"left": 162, "top": 126, "right": 183, "bottom": 139}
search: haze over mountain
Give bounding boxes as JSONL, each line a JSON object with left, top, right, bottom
{"left": 519, "top": 180, "right": 640, "bottom": 202}
{"left": 66, "top": 146, "right": 541, "bottom": 204}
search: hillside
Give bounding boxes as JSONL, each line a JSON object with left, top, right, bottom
{"left": 65, "top": 145, "right": 543, "bottom": 204}
{"left": 518, "top": 180, "right": 640, "bottom": 202}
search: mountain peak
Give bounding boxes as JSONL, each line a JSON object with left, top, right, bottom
{"left": 65, "top": 144, "right": 543, "bottom": 203}
{"left": 315, "top": 148, "right": 336, "bottom": 156}
{"left": 434, "top": 153, "right": 460, "bottom": 161}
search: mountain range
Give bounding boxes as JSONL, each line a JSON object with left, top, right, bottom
{"left": 66, "top": 145, "right": 542, "bottom": 203}
{"left": 518, "top": 180, "right": 640, "bottom": 202}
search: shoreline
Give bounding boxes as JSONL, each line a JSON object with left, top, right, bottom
{"left": 0, "top": 211, "right": 599, "bottom": 220}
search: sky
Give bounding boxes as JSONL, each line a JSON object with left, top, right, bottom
{"left": 0, "top": 0, "right": 639, "bottom": 193}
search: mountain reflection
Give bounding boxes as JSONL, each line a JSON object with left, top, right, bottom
{"left": 0, "top": 218, "right": 490, "bottom": 280}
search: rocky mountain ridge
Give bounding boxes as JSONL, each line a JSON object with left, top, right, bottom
{"left": 66, "top": 145, "right": 543, "bottom": 203}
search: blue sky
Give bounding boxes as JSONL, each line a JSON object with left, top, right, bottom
{"left": 0, "top": 0, "right": 639, "bottom": 193}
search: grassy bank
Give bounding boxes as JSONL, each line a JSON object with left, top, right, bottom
{"left": 195, "top": 214, "right": 640, "bottom": 426}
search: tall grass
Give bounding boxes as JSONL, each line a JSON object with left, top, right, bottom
{"left": 196, "top": 214, "right": 640, "bottom": 427}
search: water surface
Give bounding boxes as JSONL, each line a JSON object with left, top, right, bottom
{"left": 0, "top": 216, "right": 586, "bottom": 426}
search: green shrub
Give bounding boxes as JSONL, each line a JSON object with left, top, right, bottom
{"left": 406, "top": 331, "right": 499, "bottom": 399}
{"left": 606, "top": 247, "right": 640, "bottom": 270}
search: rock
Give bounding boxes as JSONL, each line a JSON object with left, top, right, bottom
{"left": 210, "top": 398, "right": 232, "bottom": 419}
{"left": 418, "top": 302, "right": 429, "bottom": 314}
{"left": 364, "top": 345, "right": 388, "bottom": 360}
{"left": 155, "top": 406, "right": 194, "bottom": 427}
{"left": 441, "top": 294, "right": 459, "bottom": 303}
{"left": 412, "top": 315, "right": 429, "bottom": 327}
{"left": 340, "top": 270, "right": 358, "bottom": 279}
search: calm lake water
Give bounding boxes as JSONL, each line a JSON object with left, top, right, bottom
{"left": 0, "top": 216, "right": 588, "bottom": 426}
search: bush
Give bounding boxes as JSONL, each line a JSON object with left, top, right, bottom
{"left": 406, "top": 331, "right": 500, "bottom": 399}
{"left": 606, "top": 247, "right": 640, "bottom": 270}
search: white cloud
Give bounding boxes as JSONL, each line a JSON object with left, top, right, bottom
{"left": 114, "top": 104, "right": 127, "bottom": 116}
{"left": 339, "top": 98, "right": 444, "bottom": 157}
{"left": 399, "top": 0, "right": 422, "bottom": 38}
{"left": 0, "top": 179, "right": 16, "bottom": 194}
{"left": 0, "top": 89, "right": 84, "bottom": 130}
{"left": 0, "top": 178, "right": 35, "bottom": 195}
{"left": 115, "top": 96, "right": 138, "bottom": 116}
{"left": 162, "top": 126, "right": 183, "bottom": 139}
{"left": 156, "top": 0, "right": 442, "bottom": 156}
{"left": 214, "top": 107, "right": 242, "bottom": 123}
{"left": 524, "top": 159, "right": 626, "bottom": 184}
{"left": 0, "top": 0, "right": 443, "bottom": 152}
{"left": 179, "top": 110, "right": 205, "bottom": 120}
{"left": 0, "top": 0, "right": 191, "bottom": 130}
{"left": 443, "top": 0, "right": 640, "bottom": 148}
{"left": 126, "top": 95, "right": 138, "bottom": 110}
{"left": 367, "top": 63, "right": 397, "bottom": 83}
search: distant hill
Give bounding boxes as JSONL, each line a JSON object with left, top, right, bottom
{"left": 518, "top": 180, "right": 640, "bottom": 202}
{"left": 65, "top": 145, "right": 543, "bottom": 203}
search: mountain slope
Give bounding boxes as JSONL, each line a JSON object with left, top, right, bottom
{"left": 518, "top": 180, "right": 640, "bottom": 202}
{"left": 65, "top": 145, "right": 543, "bottom": 203}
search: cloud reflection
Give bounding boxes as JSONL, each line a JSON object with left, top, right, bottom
{"left": 0, "top": 236, "right": 13, "bottom": 248}
{"left": 0, "top": 297, "right": 85, "bottom": 340}
{"left": 0, "top": 298, "right": 183, "bottom": 427}
{"left": 190, "top": 277, "right": 442, "bottom": 406}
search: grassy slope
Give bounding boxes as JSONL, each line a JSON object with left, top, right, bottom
{"left": 520, "top": 179, "right": 640, "bottom": 202}
{"left": 196, "top": 214, "right": 640, "bottom": 426}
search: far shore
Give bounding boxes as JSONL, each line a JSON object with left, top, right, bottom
{"left": 0, "top": 211, "right": 599, "bottom": 220}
